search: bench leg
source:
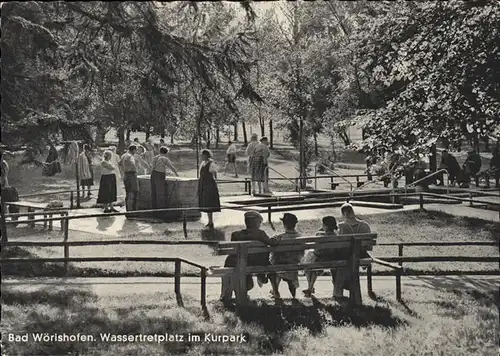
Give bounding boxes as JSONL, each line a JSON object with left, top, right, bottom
{"left": 43, "top": 214, "right": 48, "bottom": 229}
{"left": 367, "top": 265, "right": 375, "bottom": 299}
{"left": 220, "top": 275, "right": 233, "bottom": 300}
{"left": 350, "top": 274, "right": 362, "bottom": 306}
{"left": 49, "top": 214, "right": 53, "bottom": 231}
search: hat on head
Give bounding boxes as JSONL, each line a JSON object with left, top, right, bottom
{"left": 280, "top": 213, "right": 298, "bottom": 224}
{"left": 322, "top": 216, "right": 337, "bottom": 229}
{"left": 244, "top": 210, "right": 263, "bottom": 221}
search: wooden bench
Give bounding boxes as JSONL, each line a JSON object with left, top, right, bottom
{"left": 208, "top": 233, "right": 378, "bottom": 306}
{"left": 4, "top": 201, "right": 68, "bottom": 231}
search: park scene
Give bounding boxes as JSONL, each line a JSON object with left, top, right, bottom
{"left": 1, "top": 1, "right": 499, "bottom": 355}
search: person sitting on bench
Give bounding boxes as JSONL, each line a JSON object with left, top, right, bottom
{"left": 485, "top": 148, "right": 500, "bottom": 188}
{"left": 220, "top": 210, "right": 277, "bottom": 303}
{"left": 268, "top": 213, "right": 303, "bottom": 299}
{"left": 334, "top": 203, "right": 371, "bottom": 298}
{"left": 459, "top": 150, "right": 481, "bottom": 187}
{"left": 302, "top": 215, "right": 338, "bottom": 297}
{"left": 437, "top": 150, "right": 460, "bottom": 186}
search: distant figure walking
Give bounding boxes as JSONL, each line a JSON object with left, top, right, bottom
{"left": 246, "top": 134, "right": 259, "bottom": 191}
{"left": 150, "top": 146, "right": 179, "bottom": 213}
{"left": 78, "top": 144, "right": 94, "bottom": 198}
{"left": 1, "top": 150, "right": 9, "bottom": 188}
{"left": 197, "top": 149, "right": 221, "bottom": 229}
{"left": 251, "top": 137, "right": 271, "bottom": 195}
{"left": 225, "top": 140, "right": 238, "bottom": 178}
{"left": 120, "top": 145, "right": 139, "bottom": 213}
{"left": 97, "top": 151, "right": 118, "bottom": 213}
{"left": 462, "top": 150, "right": 482, "bottom": 187}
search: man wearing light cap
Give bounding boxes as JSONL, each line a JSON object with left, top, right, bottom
{"left": 220, "top": 210, "right": 277, "bottom": 302}
{"left": 268, "top": 213, "right": 303, "bottom": 299}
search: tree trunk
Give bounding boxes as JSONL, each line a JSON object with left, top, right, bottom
{"left": 339, "top": 129, "right": 351, "bottom": 146}
{"left": 215, "top": 127, "right": 220, "bottom": 149}
{"left": 269, "top": 120, "right": 274, "bottom": 149}
{"left": 145, "top": 127, "right": 151, "bottom": 141}
{"left": 126, "top": 129, "right": 131, "bottom": 142}
{"left": 314, "top": 132, "right": 318, "bottom": 156}
{"left": 242, "top": 120, "right": 248, "bottom": 146}
{"left": 233, "top": 122, "right": 239, "bottom": 141}
{"left": 430, "top": 144, "right": 437, "bottom": 172}
{"left": 206, "top": 129, "right": 211, "bottom": 149}
{"left": 117, "top": 127, "right": 126, "bottom": 154}
{"left": 170, "top": 133, "right": 174, "bottom": 145}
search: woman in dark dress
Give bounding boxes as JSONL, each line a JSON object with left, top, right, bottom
{"left": 97, "top": 151, "right": 118, "bottom": 213}
{"left": 198, "top": 149, "right": 221, "bottom": 228}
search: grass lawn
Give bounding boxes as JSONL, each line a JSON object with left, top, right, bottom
{"left": 3, "top": 210, "right": 499, "bottom": 277}
{"left": 1, "top": 281, "right": 498, "bottom": 356}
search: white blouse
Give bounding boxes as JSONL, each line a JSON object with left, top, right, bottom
{"left": 199, "top": 160, "right": 218, "bottom": 174}
{"left": 101, "top": 160, "right": 115, "bottom": 175}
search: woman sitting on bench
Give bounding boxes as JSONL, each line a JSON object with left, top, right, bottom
{"left": 302, "top": 215, "right": 338, "bottom": 297}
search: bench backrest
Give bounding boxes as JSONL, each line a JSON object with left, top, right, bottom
{"left": 217, "top": 233, "right": 377, "bottom": 256}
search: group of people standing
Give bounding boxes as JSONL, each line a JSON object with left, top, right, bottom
{"left": 245, "top": 134, "right": 271, "bottom": 196}
{"left": 220, "top": 203, "right": 371, "bottom": 302}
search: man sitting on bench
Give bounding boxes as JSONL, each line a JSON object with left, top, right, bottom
{"left": 335, "top": 203, "right": 371, "bottom": 298}
{"left": 220, "top": 210, "right": 277, "bottom": 303}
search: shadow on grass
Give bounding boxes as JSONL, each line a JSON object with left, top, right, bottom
{"left": 215, "top": 297, "right": 406, "bottom": 353}
{"left": 2, "top": 287, "right": 246, "bottom": 356}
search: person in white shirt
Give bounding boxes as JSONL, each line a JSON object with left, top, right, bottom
{"left": 119, "top": 145, "right": 138, "bottom": 212}
{"left": 251, "top": 137, "right": 271, "bottom": 195}
{"left": 225, "top": 140, "right": 238, "bottom": 178}
{"left": 97, "top": 151, "right": 118, "bottom": 213}
{"left": 108, "top": 146, "right": 123, "bottom": 198}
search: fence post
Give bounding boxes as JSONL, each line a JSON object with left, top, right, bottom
{"left": 201, "top": 268, "right": 207, "bottom": 309}
{"left": 367, "top": 265, "right": 374, "bottom": 298}
{"left": 396, "top": 267, "right": 402, "bottom": 301}
{"left": 398, "top": 244, "right": 404, "bottom": 269}
{"left": 469, "top": 192, "right": 473, "bottom": 207}
{"left": 419, "top": 194, "right": 424, "bottom": 210}
{"left": 75, "top": 162, "right": 81, "bottom": 208}
{"left": 63, "top": 217, "right": 69, "bottom": 276}
{"left": 175, "top": 260, "right": 182, "bottom": 306}
{"left": 1, "top": 203, "right": 8, "bottom": 242}
{"left": 70, "top": 191, "right": 74, "bottom": 209}
{"left": 268, "top": 206, "right": 272, "bottom": 224}
{"left": 182, "top": 211, "right": 188, "bottom": 239}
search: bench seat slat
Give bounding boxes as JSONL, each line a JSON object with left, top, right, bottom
{"left": 208, "top": 258, "right": 373, "bottom": 277}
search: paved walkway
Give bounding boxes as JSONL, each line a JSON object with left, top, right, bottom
{"left": 3, "top": 276, "right": 498, "bottom": 302}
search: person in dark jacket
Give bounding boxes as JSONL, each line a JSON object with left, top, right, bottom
{"left": 43, "top": 143, "right": 61, "bottom": 176}
{"left": 220, "top": 211, "right": 277, "bottom": 303}
{"left": 437, "top": 150, "right": 461, "bottom": 186}
{"left": 485, "top": 148, "right": 500, "bottom": 188}
{"left": 462, "top": 150, "right": 482, "bottom": 187}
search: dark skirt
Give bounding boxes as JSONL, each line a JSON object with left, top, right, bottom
{"left": 198, "top": 173, "right": 221, "bottom": 213}
{"left": 227, "top": 154, "right": 236, "bottom": 164}
{"left": 81, "top": 178, "right": 94, "bottom": 187}
{"left": 97, "top": 174, "right": 117, "bottom": 204}
{"left": 151, "top": 170, "right": 166, "bottom": 209}
{"left": 251, "top": 156, "right": 267, "bottom": 182}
